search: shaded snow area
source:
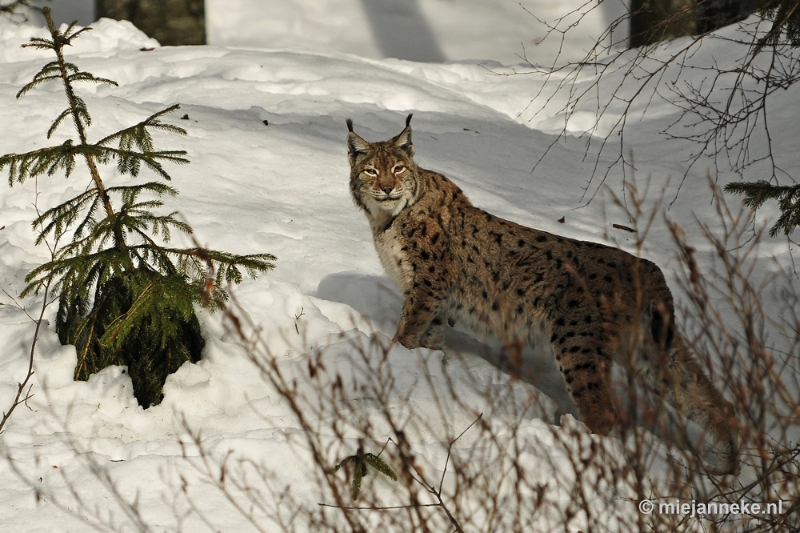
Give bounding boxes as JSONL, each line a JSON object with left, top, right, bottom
{"left": 205, "top": 0, "right": 629, "bottom": 65}
{"left": 0, "top": 4, "right": 798, "bottom": 533}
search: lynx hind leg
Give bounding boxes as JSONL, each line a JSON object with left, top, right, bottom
{"left": 652, "top": 334, "right": 739, "bottom": 475}
{"left": 547, "top": 308, "right": 616, "bottom": 436}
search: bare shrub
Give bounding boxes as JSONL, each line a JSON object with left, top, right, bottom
{"left": 156, "top": 179, "right": 798, "bottom": 532}
{"left": 3, "top": 187, "right": 797, "bottom": 532}
{"left": 519, "top": 3, "right": 800, "bottom": 205}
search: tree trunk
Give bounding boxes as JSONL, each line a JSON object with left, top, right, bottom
{"left": 630, "top": 0, "right": 758, "bottom": 48}
{"left": 96, "top": 0, "right": 205, "bottom": 46}
{"left": 630, "top": 0, "right": 697, "bottom": 48}
{"left": 696, "top": 0, "right": 759, "bottom": 34}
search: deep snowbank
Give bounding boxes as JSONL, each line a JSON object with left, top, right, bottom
{"left": 0, "top": 11, "right": 796, "bottom": 532}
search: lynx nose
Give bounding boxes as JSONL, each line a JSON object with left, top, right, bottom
{"left": 381, "top": 186, "right": 394, "bottom": 195}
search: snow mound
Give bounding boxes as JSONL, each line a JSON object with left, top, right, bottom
{"left": 0, "top": 17, "right": 158, "bottom": 63}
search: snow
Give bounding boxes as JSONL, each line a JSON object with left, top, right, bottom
{"left": 0, "top": 3, "right": 796, "bottom": 532}
{"left": 205, "top": 0, "right": 629, "bottom": 65}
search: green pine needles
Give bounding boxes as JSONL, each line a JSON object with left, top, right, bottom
{"left": 0, "top": 8, "right": 275, "bottom": 408}
{"left": 725, "top": 180, "right": 800, "bottom": 237}
{"left": 758, "top": 0, "right": 800, "bottom": 47}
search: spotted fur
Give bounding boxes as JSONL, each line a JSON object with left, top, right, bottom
{"left": 347, "top": 115, "right": 738, "bottom": 475}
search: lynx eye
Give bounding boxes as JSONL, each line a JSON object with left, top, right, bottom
{"left": 363, "top": 168, "right": 378, "bottom": 176}
{"left": 393, "top": 165, "right": 406, "bottom": 174}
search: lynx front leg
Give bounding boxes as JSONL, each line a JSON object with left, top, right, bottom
{"left": 394, "top": 283, "right": 447, "bottom": 350}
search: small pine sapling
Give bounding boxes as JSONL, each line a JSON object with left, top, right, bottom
{"left": 0, "top": 8, "right": 275, "bottom": 408}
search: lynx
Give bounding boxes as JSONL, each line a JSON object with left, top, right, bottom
{"left": 346, "top": 115, "right": 738, "bottom": 475}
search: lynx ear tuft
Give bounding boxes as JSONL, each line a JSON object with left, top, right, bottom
{"left": 347, "top": 131, "right": 370, "bottom": 165}
{"left": 346, "top": 118, "right": 354, "bottom": 133}
{"left": 394, "top": 116, "right": 414, "bottom": 157}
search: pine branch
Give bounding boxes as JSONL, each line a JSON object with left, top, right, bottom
{"left": 2, "top": 144, "right": 188, "bottom": 187}
{"left": 99, "top": 272, "right": 199, "bottom": 350}
{"left": 21, "top": 249, "right": 108, "bottom": 299}
{"left": 22, "top": 240, "right": 275, "bottom": 304}
{"left": 111, "top": 181, "right": 179, "bottom": 202}
{"left": 48, "top": 108, "right": 75, "bottom": 139}
{"left": 16, "top": 70, "right": 63, "bottom": 98}
{"left": 725, "top": 180, "right": 798, "bottom": 206}
{"left": 123, "top": 210, "right": 188, "bottom": 243}
{"left": 67, "top": 72, "right": 118, "bottom": 87}
{"left": 20, "top": 37, "right": 56, "bottom": 52}
{"left": 154, "top": 247, "right": 276, "bottom": 286}
{"left": 96, "top": 105, "right": 188, "bottom": 149}
{"left": 31, "top": 188, "right": 100, "bottom": 244}
{"left": 17, "top": 58, "right": 116, "bottom": 123}
{"left": 0, "top": 141, "right": 77, "bottom": 184}
{"left": 725, "top": 180, "right": 800, "bottom": 236}
{"left": 44, "top": 95, "right": 92, "bottom": 138}
{"left": 64, "top": 25, "right": 92, "bottom": 42}
{"left": 759, "top": 0, "right": 800, "bottom": 47}
{"left": 100, "top": 148, "right": 190, "bottom": 180}
{"left": 93, "top": 105, "right": 189, "bottom": 179}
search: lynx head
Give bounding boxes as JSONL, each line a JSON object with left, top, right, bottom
{"left": 347, "top": 114, "right": 419, "bottom": 217}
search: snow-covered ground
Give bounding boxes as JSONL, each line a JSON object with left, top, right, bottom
{"left": 0, "top": 3, "right": 797, "bottom": 532}
{"left": 31, "top": 0, "right": 629, "bottom": 65}
{"left": 205, "top": 0, "right": 629, "bottom": 65}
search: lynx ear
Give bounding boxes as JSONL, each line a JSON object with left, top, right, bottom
{"left": 346, "top": 119, "right": 371, "bottom": 165}
{"left": 393, "top": 113, "right": 414, "bottom": 157}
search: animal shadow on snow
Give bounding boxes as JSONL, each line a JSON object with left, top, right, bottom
{"left": 316, "top": 270, "right": 577, "bottom": 422}
{"left": 315, "top": 271, "right": 711, "bottom": 458}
